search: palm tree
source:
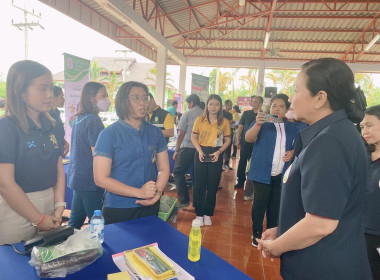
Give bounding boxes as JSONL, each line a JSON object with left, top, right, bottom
{"left": 90, "top": 61, "right": 109, "bottom": 83}
{"left": 240, "top": 69, "right": 258, "bottom": 96}
{"left": 265, "top": 70, "right": 298, "bottom": 96}
{"left": 218, "top": 71, "right": 233, "bottom": 95}
{"left": 103, "top": 71, "right": 123, "bottom": 110}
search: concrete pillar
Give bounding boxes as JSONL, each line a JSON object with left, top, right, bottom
{"left": 256, "top": 62, "right": 265, "bottom": 96}
{"left": 155, "top": 46, "right": 167, "bottom": 107}
{"left": 179, "top": 64, "right": 187, "bottom": 112}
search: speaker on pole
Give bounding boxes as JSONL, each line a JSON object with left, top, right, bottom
{"left": 264, "top": 87, "right": 277, "bottom": 98}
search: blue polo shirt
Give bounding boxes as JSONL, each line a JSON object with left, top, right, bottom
{"left": 364, "top": 150, "right": 380, "bottom": 235}
{"left": 68, "top": 113, "right": 104, "bottom": 192}
{"left": 0, "top": 115, "right": 61, "bottom": 193}
{"left": 247, "top": 120, "right": 299, "bottom": 184}
{"left": 94, "top": 120, "right": 167, "bottom": 208}
{"left": 278, "top": 110, "right": 371, "bottom": 280}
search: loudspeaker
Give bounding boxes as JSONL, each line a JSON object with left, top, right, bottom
{"left": 265, "top": 87, "right": 277, "bottom": 98}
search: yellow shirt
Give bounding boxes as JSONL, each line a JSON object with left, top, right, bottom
{"left": 192, "top": 116, "right": 231, "bottom": 147}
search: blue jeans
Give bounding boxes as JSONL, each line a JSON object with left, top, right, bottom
{"left": 68, "top": 190, "right": 104, "bottom": 229}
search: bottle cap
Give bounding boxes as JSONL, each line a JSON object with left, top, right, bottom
{"left": 192, "top": 219, "right": 201, "bottom": 227}
{"left": 94, "top": 210, "right": 102, "bottom": 216}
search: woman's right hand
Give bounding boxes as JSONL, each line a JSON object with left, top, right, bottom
{"left": 256, "top": 112, "right": 266, "bottom": 126}
{"left": 140, "top": 181, "right": 156, "bottom": 199}
{"left": 37, "top": 215, "right": 59, "bottom": 232}
{"left": 198, "top": 150, "right": 205, "bottom": 162}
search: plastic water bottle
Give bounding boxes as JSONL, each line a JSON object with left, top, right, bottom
{"left": 188, "top": 219, "right": 202, "bottom": 262}
{"left": 90, "top": 210, "right": 104, "bottom": 243}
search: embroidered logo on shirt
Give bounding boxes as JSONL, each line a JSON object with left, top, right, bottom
{"left": 49, "top": 133, "right": 58, "bottom": 147}
{"left": 27, "top": 141, "right": 36, "bottom": 148}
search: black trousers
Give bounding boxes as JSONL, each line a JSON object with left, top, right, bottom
{"left": 103, "top": 201, "right": 159, "bottom": 225}
{"left": 223, "top": 130, "right": 234, "bottom": 166}
{"left": 251, "top": 175, "right": 282, "bottom": 235}
{"left": 173, "top": 147, "right": 196, "bottom": 204}
{"left": 365, "top": 233, "right": 380, "bottom": 280}
{"left": 237, "top": 143, "right": 253, "bottom": 185}
{"left": 193, "top": 146, "right": 223, "bottom": 216}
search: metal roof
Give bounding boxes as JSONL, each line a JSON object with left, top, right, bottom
{"left": 40, "top": 0, "right": 380, "bottom": 65}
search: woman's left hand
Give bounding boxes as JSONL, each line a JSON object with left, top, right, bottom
{"left": 257, "top": 239, "right": 281, "bottom": 260}
{"left": 136, "top": 192, "right": 161, "bottom": 206}
{"left": 52, "top": 206, "right": 65, "bottom": 226}
{"left": 283, "top": 149, "right": 294, "bottom": 162}
{"left": 211, "top": 150, "right": 221, "bottom": 162}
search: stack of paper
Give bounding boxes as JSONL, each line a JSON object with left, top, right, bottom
{"left": 112, "top": 243, "right": 194, "bottom": 280}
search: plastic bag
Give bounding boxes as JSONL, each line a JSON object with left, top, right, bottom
{"left": 29, "top": 226, "right": 103, "bottom": 278}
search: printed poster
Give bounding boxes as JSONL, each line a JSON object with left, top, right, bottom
{"left": 191, "top": 73, "right": 209, "bottom": 102}
{"left": 63, "top": 53, "right": 90, "bottom": 144}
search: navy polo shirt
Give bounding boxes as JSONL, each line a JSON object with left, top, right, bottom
{"left": 364, "top": 150, "right": 380, "bottom": 235}
{"left": 0, "top": 115, "right": 61, "bottom": 193}
{"left": 68, "top": 113, "right": 104, "bottom": 192}
{"left": 278, "top": 110, "right": 371, "bottom": 280}
{"left": 94, "top": 120, "right": 167, "bottom": 209}
{"left": 247, "top": 120, "right": 299, "bottom": 184}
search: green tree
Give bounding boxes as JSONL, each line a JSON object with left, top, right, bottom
{"left": 240, "top": 69, "right": 258, "bottom": 96}
{"left": 265, "top": 69, "right": 298, "bottom": 96}
{"left": 355, "top": 73, "right": 375, "bottom": 106}
{"left": 217, "top": 71, "right": 233, "bottom": 95}
{"left": 0, "top": 73, "right": 5, "bottom": 99}
{"left": 144, "top": 67, "right": 177, "bottom": 100}
{"left": 90, "top": 61, "right": 109, "bottom": 83}
{"left": 103, "top": 71, "right": 123, "bottom": 110}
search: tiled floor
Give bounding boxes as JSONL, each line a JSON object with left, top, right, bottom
{"left": 63, "top": 157, "right": 282, "bottom": 280}
{"left": 165, "top": 157, "right": 283, "bottom": 280}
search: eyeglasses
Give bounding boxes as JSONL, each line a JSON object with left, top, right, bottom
{"left": 129, "top": 95, "right": 150, "bottom": 103}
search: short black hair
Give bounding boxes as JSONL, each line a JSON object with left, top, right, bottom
{"left": 251, "top": 95, "right": 264, "bottom": 103}
{"left": 185, "top": 94, "right": 200, "bottom": 106}
{"left": 172, "top": 100, "right": 178, "bottom": 106}
{"left": 115, "top": 81, "right": 149, "bottom": 120}
{"left": 53, "top": 86, "right": 63, "bottom": 97}
{"left": 270, "top": 94, "right": 290, "bottom": 109}
{"left": 224, "top": 99, "right": 232, "bottom": 105}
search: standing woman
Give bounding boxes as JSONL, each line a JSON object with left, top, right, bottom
{"left": 231, "top": 105, "right": 241, "bottom": 157}
{"left": 245, "top": 94, "right": 299, "bottom": 247}
{"left": 257, "top": 58, "right": 371, "bottom": 279}
{"left": 67, "top": 82, "right": 109, "bottom": 229}
{"left": 93, "top": 81, "right": 169, "bottom": 224}
{"left": 191, "top": 94, "right": 231, "bottom": 226}
{"left": 0, "top": 60, "right": 65, "bottom": 244}
{"left": 49, "top": 86, "right": 69, "bottom": 156}
{"left": 360, "top": 105, "right": 380, "bottom": 279}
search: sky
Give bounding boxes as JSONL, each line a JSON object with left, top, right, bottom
{"left": 1, "top": 0, "right": 379, "bottom": 91}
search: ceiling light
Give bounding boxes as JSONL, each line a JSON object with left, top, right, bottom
{"left": 364, "top": 34, "right": 380, "bottom": 52}
{"left": 264, "top": 32, "right": 270, "bottom": 49}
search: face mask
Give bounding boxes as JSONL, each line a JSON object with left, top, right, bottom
{"left": 97, "top": 98, "right": 111, "bottom": 112}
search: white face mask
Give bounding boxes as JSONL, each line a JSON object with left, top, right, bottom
{"left": 97, "top": 98, "right": 111, "bottom": 112}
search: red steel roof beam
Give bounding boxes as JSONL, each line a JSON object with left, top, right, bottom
{"left": 341, "top": 13, "right": 380, "bottom": 62}
{"left": 260, "top": 0, "right": 277, "bottom": 59}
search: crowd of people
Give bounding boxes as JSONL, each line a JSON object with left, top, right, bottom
{"left": 0, "top": 57, "right": 379, "bottom": 279}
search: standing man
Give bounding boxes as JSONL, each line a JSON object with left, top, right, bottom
{"left": 235, "top": 96, "right": 263, "bottom": 188}
{"left": 173, "top": 94, "right": 204, "bottom": 208}
{"left": 167, "top": 100, "right": 178, "bottom": 117}
{"left": 147, "top": 93, "right": 174, "bottom": 143}
{"left": 223, "top": 100, "right": 234, "bottom": 170}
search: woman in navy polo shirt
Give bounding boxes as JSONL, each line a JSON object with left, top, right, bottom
{"left": 245, "top": 94, "right": 299, "bottom": 247}
{"left": 257, "top": 58, "right": 371, "bottom": 279}
{"left": 93, "top": 81, "right": 169, "bottom": 224}
{"left": 0, "top": 60, "right": 65, "bottom": 244}
{"left": 360, "top": 105, "right": 380, "bottom": 279}
{"left": 67, "top": 82, "right": 110, "bottom": 229}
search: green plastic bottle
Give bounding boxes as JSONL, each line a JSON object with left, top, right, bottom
{"left": 188, "top": 219, "right": 202, "bottom": 262}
